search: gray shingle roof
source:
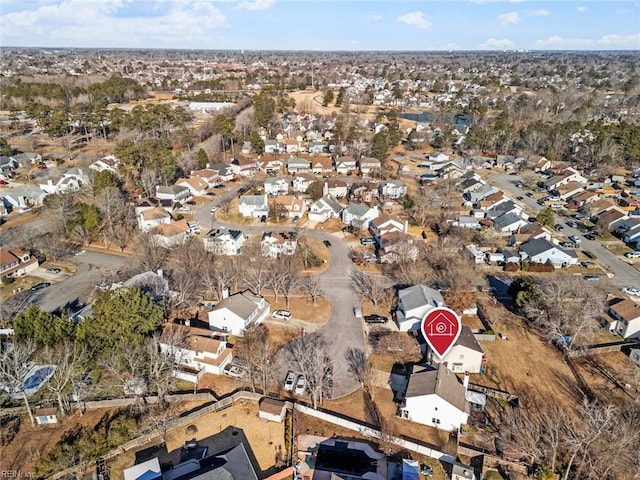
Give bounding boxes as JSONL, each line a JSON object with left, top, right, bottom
{"left": 520, "top": 237, "right": 577, "bottom": 259}
{"left": 212, "top": 290, "right": 264, "bottom": 319}
{"left": 398, "top": 284, "right": 444, "bottom": 313}
{"left": 405, "top": 363, "right": 468, "bottom": 413}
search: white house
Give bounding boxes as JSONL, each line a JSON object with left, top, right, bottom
{"left": 149, "top": 220, "right": 190, "bottom": 248}
{"left": 342, "top": 203, "right": 379, "bottom": 230}
{"left": 492, "top": 212, "right": 528, "bottom": 233}
{"left": 308, "top": 195, "right": 343, "bottom": 223}
{"left": 273, "top": 195, "right": 307, "bottom": 219}
{"left": 264, "top": 177, "right": 290, "bottom": 196}
{"left": 176, "top": 177, "right": 208, "bottom": 197}
{"left": 429, "top": 326, "right": 485, "bottom": 374}
{"left": 396, "top": 284, "right": 446, "bottom": 332}
{"left": 292, "top": 174, "right": 316, "bottom": 193}
{"left": 608, "top": 299, "right": 640, "bottom": 339}
{"left": 379, "top": 180, "right": 407, "bottom": 199}
{"left": 519, "top": 237, "right": 578, "bottom": 267}
{"left": 400, "top": 363, "right": 469, "bottom": 431}
{"left": 261, "top": 231, "right": 298, "bottom": 257}
{"left": 208, "top": 290, "right": 270, "bottom": 336}
{"left": 286, "top": 156, "right": 311, "bottom": 175}
{"left": 203, "top": 227, "right": 247, "bottom": 255}
{"left": 323, "top": 180, "right": 348, "bottom": 199}
{"left": 230, "top": 157, "right": 260, "bottom": 177}
{"left": 369, "top": 215, "right": 407, "bottom": 240}
{"left": 428, "top": 151, "right": 450, "bottom": 163}
{"left": 239, "top": 194, "right": 269, "bottom": 218}
{"left": 335, "top": 156, "right": 357, "bottom": 175}
{"left": 34, "top": 408, "right": 58, "bottom": 426}
{"left": 138, "top": 207, "right": 172, "bottom": 232}
{"left": 209, "top": 163, "right": 234, "bottom": 182}
{"left": 358, "top": 157, "right": 382, "bottom": 175}
{"left": 156, "top": 184, "right": 191, "bottom": 203}
{"left": 39, "top": 169, "right": 88, "bottom": 195}
{"left": 310, "top": 157, "right": 334, "bottom": 175}
{"left": 160, "top": 326, "right": 233, "bottom": 379}
{"left": 89, "top": 155, "right": 119, "bottom": 173}
{"left": 258, "top": 398, "right": 287, "bottom": 423}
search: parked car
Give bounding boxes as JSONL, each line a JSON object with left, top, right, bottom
{"left": 360, "top": 237, "right": 376, "bottom": 246}
{"left": 584, "top": 233, "right": 596, "bottom": 241}
{"left": 323, "top": 240, "right": 332, "bottom": 247}
{"left": 568, "top": 235, "right": 581, "bottom": 243}
{"left": 272, "top": 310, "right": 292, "bottom": 320}
{"left": 46, "top": 268, "right": 61, "bottom": 274}
{"left": 622, "top": 286, "right": 640, "bottom": 296}
{"left": 31, "top": 282, "right": 51, "bottom": 291}
{"left": 364, "top": 314, "right": 388, "bottom": 324}
{"left": 210, "top": 206, "right": 218, "bottom": 213}
{"left": 283, "top": 371, "right": 296, "bottom": 391}
{"left": 555, "top": 224, "right": 564, "bottom": 231}
{"left": 294, "top": 375, "right": 306, "bottom": 395}
{"left": 584, "top": 275, "right": 600, "bottom": 281}
{"left": 625, "top": 251, "right": 640, "bottom": 259}
{"left": 567, "top": 221, "right": 578, "bottom": 228}
{"left": 560, "top": 242, "right": 578, "bottom": 248}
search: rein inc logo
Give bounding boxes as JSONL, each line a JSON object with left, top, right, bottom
{"left": 420, "top": 307, "right": 462, "bottom": 360}
{"left": 1, "top": 472, "right": 34, "bottom": 478}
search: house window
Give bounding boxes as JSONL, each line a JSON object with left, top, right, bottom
{"left": 432, "top": 418, "right": 441, "bottom": 424}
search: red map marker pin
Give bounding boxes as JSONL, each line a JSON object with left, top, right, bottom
{"left": 420, "top": 307, "right": 462, "bottom": 360}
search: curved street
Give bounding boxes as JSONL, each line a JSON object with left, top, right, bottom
{"left": 194, "top": 197, "right": 366, "bottom": 398}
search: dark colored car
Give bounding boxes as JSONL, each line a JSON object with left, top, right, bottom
{"left": 323, "top": 240, "right": 332, "bottom": 247}
{"left": 364, "top": 314, "right": 388, "bottom": 324}
{"left": 584, "top": 233, "right": 596, "bottom": 241}
{"left": 31, "top": 282, "right": 51, "bottom": 291}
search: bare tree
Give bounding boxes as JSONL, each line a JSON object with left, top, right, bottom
{"left": 0, "top": 340, "right": 38, "bottom": 425}
{"left": 99, "top": 344, "right": 147, "bottom": 405}
{"left": 286, "top": 334, "right": 332, "bottom": 409}
{"left": 270, "top": 255, "right": 302, "bottom": 309}
{"left": 39, "top": 342, "right": 86, "bottom": 416}
{"left": 140, "top": 168, "right": 160, "bottom": 198}
{"left": 241, "top": 242, "right": 273, "bottom": 295}
{"left": 301, "top": 277, "right": 323, "bottom": 305}
{"left": 350, "top": 270, "right": 392, "bottom": 306}
{"left": 524, "top": 275, "right": 604, "bottom": 351}
{"left": 146, "top": 331, "right": 184, "bottom": 408}
{"left": 235, "top": 324, "right": 274, "bottom": 393}
{"left": 201, "top": 257, "right": 241, "bottom": 301}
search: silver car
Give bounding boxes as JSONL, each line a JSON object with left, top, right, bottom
{"left": 294, "top": 374, "right": 306, "bottom": 395}
{"left": 284, "top": 371, "right": 296, "bottom": 391}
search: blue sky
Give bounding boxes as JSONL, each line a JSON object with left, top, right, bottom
{"left": 1, "top": 0, "right": 639, "bottom": 50}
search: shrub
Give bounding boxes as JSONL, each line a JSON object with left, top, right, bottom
{"left": 1, "top": 276, "right": 15, "bottom": 285}
{"left": 503, "top": 262, "right": 518, "bottom": 272}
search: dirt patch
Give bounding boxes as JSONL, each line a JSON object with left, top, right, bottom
{"left": 573, "top": 352, "right": 640, "bottom": 404}
{"left": 472, "top": 298, "right": 583, "bottom": 411}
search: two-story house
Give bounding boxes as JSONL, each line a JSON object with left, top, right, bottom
{"left": 286, "top": 156, "right": 311, "bottom": 175}
{"left": 608, "top": 298, "right": 640, "bottom": 339}
{"left": 396, "top": 284, "right": 445, "bottom": 332}
{"left": 264, "top": 177, "right": 290, "bottom": 196}
{"left": 323, "top": 180, "right": 348, "bottom": 199}
{"left": 274, "top": 195, "right": 307, "bottom": 219}
{"left": 176, "top": 177, "right": 208, "bottom": 197}
{"left": 334, "top": 156, "right": 357, "bottom": 175}
{"left": 138, "top": 207, "right": 172, "bottom": 232}
{"left": 203, "top": 227, "right": 247, "bottom": 255}
{"left": 0, "top": 248, "right": 39, "bottom": 279}
{"left": 208, "top": 290, "right": 270, "bottom": 336}
{"left": 239, "top": 194, "right": 269, "bottom": 218}
{"left": 310, "top": 156, "right": 333, "bottom": 175}
{"left": 308, "top": 195, "right": 343, "bottom": 223}
{"left": 358, "top": 157, "right": 382, "bottom": 175}
{"left": 149, "top": 220, "right": 190, "bottom": 248}
{"left": 156, "top": 184, "right": 191, "bottom": 203}
{"left": 379, "top": 180, "right": 407, "bottom": 199}
{"left": 292, "top": 174, "right": 316, "bottom": 194}
{"left": 342, "top": 204, "right": 379, "bottom": 230}
{"left": 261, "top": 231, "right": 298, "bottom": 257}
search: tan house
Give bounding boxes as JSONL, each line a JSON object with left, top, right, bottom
{"left": 274, "top": 195, "right": 307, "bottom": 218}
{"left": 0, "top": 248, "right": 39, "bottom": 278}
{"left": 150, "top": 220, "right": 190, "bottom": 247}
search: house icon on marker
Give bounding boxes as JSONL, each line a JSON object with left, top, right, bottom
{"left": 424, "top": 311, "right": 456, "bottom": 336}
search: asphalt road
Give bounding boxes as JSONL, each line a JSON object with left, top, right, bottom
{"left": 5, "top": 250, "right": 129, "bottom": 316}
{"left": 195, "top": 196, "right": 366, "bottom": 398}
{"left": 490, "top": 172, "right": 640, "bottom": 289}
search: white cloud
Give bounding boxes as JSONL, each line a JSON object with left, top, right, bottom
{"left": 479, "top": 38, "right": 516, "bottom": 50}
{"left": 597, "top": 33, "right": 640, "bottom": 48}
{"left": 236, "top": 0, "right": 275, "bottom": 11}
{"left": 397, "top": 11, "right": 431, "bottom": 29}
{"left": 498, "top": 11, "right": 520, "bottom": 26}
{"left": 0, "top": 0, "right": 227, "bottom": 48}
{"left": 532, "top": 9, "right": 549, "bottom": 16}
{"left": 532, "top": 35, "right": 594, "bottom": 49}
{"left": 576, "top": 6, "right": 588, "bottom": 13}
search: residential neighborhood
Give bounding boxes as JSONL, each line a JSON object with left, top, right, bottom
{"left": 1, "top": 40, "right": 640, "bottom": 480}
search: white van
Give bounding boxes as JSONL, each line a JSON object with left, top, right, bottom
{"left": 353, "top": 307, "right": 362, "bottom": 319}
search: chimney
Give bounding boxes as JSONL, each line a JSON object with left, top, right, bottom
{"left": 463, "top": 371, "right": 470, "bottom": 390}
{"left": 157, "top": 268, "right": 163, "bottom": 278}
{"left": 404, "top": 220, "right": 408, "bottom": 233}
{"left": 323, "top": 181, "right": 329, "bottom": 197}
{"left": 222, "top": 288, "right": 229, "bottom": 299}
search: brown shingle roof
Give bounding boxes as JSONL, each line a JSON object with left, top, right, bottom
{"left": 610, "top": 298, "right": 640, "bottom": 322}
